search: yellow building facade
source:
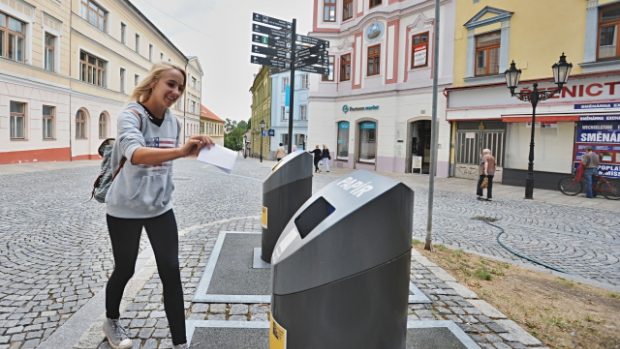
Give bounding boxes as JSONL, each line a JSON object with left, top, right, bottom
{"left": 446, "top": 0, "right": 620, "bottom": 187}
{"left": 0, "top": 0, "right": 202, "bottom": 164}
{"left": 249, "top": 65, "right": 271, "bottom": 159}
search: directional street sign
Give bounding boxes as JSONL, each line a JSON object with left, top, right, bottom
{"left": 251, "top": 55, "right": 290, "bottom": 69}
{"left": 252, "top": 23, "right": 291, "bottom": 39}
{"left": 252, "top": 34, "right": 291, "bottom": 49}
{"left": 295, "top": 44, "right": 325, "bottom": 60}
{"left": 251, "top": 45, "right": 291, "bottom": 60}
{"left": 298, "top": 65, "right": 329, "bottom": 75}
{"left": 296, "top": 34, "right": 329, "bottom": 48}
{"left": 253, "top": 13, "right": 292, "bottom": 30}
{"left": 295, "top": 55, "right": 327, "bottom": 68}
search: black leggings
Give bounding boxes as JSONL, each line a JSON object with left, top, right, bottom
{"left": 105, "top": 209, "right": 186, "bottom": 345}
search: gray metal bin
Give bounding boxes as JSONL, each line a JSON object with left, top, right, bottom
{"left": 270, "top": 170, "right": 414, "bottom": 349}
{"left": 261, "top": 151, "right": 313, "bottom": 263}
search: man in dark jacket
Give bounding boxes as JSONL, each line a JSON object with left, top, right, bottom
{"left": 310, "top": 145, "right": 322, "bottom": 173}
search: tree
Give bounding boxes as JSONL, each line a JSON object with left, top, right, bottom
{"left": 224, "top": 120, "right": 249, "bottom": 151}
{"left": 224, "top": 118, "right": 237, "bottom": 133}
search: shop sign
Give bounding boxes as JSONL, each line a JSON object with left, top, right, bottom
{"left": 573, "top": 118, "right": 620, "bottom": 178}
{"left": 579, "top": 114, "right": 620, "bottom": 122}
{"left": 575, "top": 103, "right": 620, "bottom": 109}
{"left": 342, "top": 104, "right": 380, "bottom": 114}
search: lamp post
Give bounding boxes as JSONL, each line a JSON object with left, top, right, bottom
{"left": 243, "top": 135, "right": 248, "bottom": 158}
{"left": 259, "top": 119, "right": 266, "bottom": 163}
{"left": 504, "top": 53, "right": 572, "bottom": 199}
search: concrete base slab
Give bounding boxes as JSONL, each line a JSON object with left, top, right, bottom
{"left": 187, "top": 320, "right": 480, "bottom": 349}
{"left": 193, "top": 231, "right": 431, "bottom": 304}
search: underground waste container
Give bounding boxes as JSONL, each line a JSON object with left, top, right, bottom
{"left": 269, "top": 170, "right": 414, "bottom": 349}
{"left": 261, "top": 150, "right": 313, "bottom": 263}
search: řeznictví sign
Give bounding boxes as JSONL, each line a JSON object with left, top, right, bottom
{"left": 342, "top": 104, "right": 379, "bottom": 114}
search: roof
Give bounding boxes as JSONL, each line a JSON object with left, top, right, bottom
{"left": 201, "top": 104, "right": 225, "bottom": 123}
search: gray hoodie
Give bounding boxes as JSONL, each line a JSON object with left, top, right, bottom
{"left": 106, "top": 102, "right": 180, "bottom": 219}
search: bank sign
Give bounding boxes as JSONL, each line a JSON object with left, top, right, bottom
{"left": 573, "top": 115, "right": 620, "bottom": 178}
{"left": 342, "top": 104, "right": 379, "bottom": 114}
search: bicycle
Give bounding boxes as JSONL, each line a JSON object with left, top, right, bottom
{"left": 558, "top": 164, "right": 620, "bottom": 200}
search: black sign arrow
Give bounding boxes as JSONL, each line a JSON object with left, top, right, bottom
{"left": 253, "top": 13, "right": 292, "bottom": 30}
{"left": 299, "top": 65, "right": 329, "bottom": 75}
{"left": 252, "top": 34, "right": 291, "bottom": 49}
{"left": 295, "top": 55, "right": 328, "bottom": 67}
{"left": 251, "top": 55, "right": 290, "bottom": 69}
{"left": 296, "top": 45, "right": 326, "bottom": 60}
{"left": 296, "top": 34, "right": 329, "bottom": 47}
{"left": 253, "top": 23, "right": 291, "bottom": 38}
{"left": 252, "top": 45, "right": 291, "bottom": 60}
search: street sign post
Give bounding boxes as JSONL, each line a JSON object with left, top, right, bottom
{"left": 251, "top": 13, "right": 331, "bottom": 153}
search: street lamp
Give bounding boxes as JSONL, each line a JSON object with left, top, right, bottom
{"left": 243, "top": 135, "right": 248, "bottom": 158}
{"left": 259, "top": 119, "right": 266, "bottom": 163}
{"left": 504, "top": 53, "right": 572, "bottom": 199}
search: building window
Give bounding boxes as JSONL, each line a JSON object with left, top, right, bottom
{"left": 80, "top": 51, "right": 107, "bottom": 87}
{"left": 134, "top": 74, "right": 139, "bottom": 86}
{"left": 120, "top": 68, "right": 125, "bottom": 93}
{"left": 337, "top": 121, "right": 349, "bottom": 159}
{"left": 343, "top": 0, "right": 353, "bottom": 21}
{"left": 191, "top": 101, "right": 196, "bottom": 114}
{"left": 323, "top": 0, "right": 336, "bottom": 22}
{"left": 121, "top": 22, "right": 126, "bottom": 44}
{"left": 369, "top": 0, "right": 382, "bottom": 9}
{"left": 367, "top": 44, "right": 380, "bottom": 76}
{"left": 149, "top": 44, "right": 153, "bottom": 61}
{"left": 321, "top": 55, "right": 335, "bottom": 82}
{"left": 294, "top": 134, "right": 305, "bottom": 147}
{"left": 135, "top": 33, "right": 140, "bottom": 53}
{"left": 300, "top": 74, "right": 309, "bottom": 89}
{"left": 281, "top": 106, "right": 287, "bottom": 121}
{"left": 99, "top": 112, "right": 108, "bottom": 139}
{"left": 10, "top": 101, "right": 26, "bottom": 140}
{"left": 80, "top": 0, "right": 107, "bottom": 31}
{"left": 300, "top": 105, "right": 307, "bottom": 121}
{"left": 475, "top": 31, "right": 500, "bottom": 76}
{"left": 0, "top": 13, "right": 26, "bottom": 62}
{"left": 75, "top": 110, "right": 87, "bottom": 139}
{"left": 42, "top": 105, "right": 55, "bottom": 139}
{"left": 411, "top": 32, "right": 429, "bottom": 68}
{"left": 44, "top": 32, "right": 57, "bottom": 72}
{"left": 281, "top": 133, "right": 289, "bottom": 147}
{"left": 598, "top": 3, "right": 620, "bottom": 60}
{"left": 340, "top": 53, "right": 351, "bottom": 81}
{"left": 358, "top": 121, "right": 376, "bottom": 163}
{"left": 282, "top": 77, "right": 289, "bottom": 92}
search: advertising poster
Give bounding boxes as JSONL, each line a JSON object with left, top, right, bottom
{"left": 573, "top": 115, "right": 620, "bottom": 178}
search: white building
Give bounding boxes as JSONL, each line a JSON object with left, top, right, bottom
{"left": 271, "top": 71, "right": 310, "bottom": 157}
{"left": 307, "top": 0, "right": 455, "bottom": 176}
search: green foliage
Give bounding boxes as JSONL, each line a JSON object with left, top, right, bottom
{"left": 224, "top": 119, "right": 249, "bottom": 151}
{"left": 474, "top": 267, "right": 492, "bottom": 281}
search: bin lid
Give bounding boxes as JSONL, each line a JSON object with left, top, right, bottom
{"left": 264, "top": 151, "right": 313, "bottom": 191}
{"left": 271, "top": 170, "right": 414, "bottom": 294}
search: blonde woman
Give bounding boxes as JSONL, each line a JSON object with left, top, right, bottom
{"left": 103, "top": 63, "right": 212, "bottom": 349}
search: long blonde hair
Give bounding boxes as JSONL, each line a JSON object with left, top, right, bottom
{"left": 131, "top": 62, "right": 186, "bottom": 103}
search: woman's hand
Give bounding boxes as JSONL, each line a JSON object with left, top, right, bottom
{"left": 181, "top": 135, "right": 215, "bottom": 157}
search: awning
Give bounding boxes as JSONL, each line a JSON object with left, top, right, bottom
{"left": 501, "top": 114, "right": 580, "bottom": 123}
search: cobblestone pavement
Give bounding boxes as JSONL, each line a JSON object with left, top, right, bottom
{"left": 0, "top": 156, "right": 617, "bottom": 349}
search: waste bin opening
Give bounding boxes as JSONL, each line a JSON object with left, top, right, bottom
{"left": 294, "top": 197, "right": 335, "bottom": 238}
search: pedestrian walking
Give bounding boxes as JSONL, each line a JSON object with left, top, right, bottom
{"left": 103, "top": 62, "right": 213, "bottom": 349}
{"left": 581, "top": 146, "right": 600, "bottom": 198}
{"left": 476, "top": 148, "right": 496, "bottom": 201}
{"left": 310, "top": 145, "right": 322, "bottom": 173}
{"left": 275, "top": 143, "right": 286, "bottom": 161}
{"left": 321, "top": 144, "right": 331, "bottom": 172}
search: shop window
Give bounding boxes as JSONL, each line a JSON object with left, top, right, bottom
{"left": 322, "top": 55, "right": 335, "bottom": 81}
{"left": 99, "top": 112, "right": 108, "bottom": 139}
{"left": 367, "top": 44, "right": 380, "bottom": 76}
{"left": 598, "top": 3, "right": 620, "bottom": 60}
{"left": 358, "top": 121, "right": 376, "bottom": 163}
{"left": 475, "top": 31, "right": 500, "bottom": 76}
{"left": 323, "top": 0, "right": 336, "bottom": 22}
{"left": 343, "top": 0, "right": 353, "bottom": 21}
{"left": 340, "top": 53, "right": 351, "bottom": 82}
{"left": 337, "top": 121, "right": 350, "bottom": 159}
{"left": 75, "top": 110, "right": 87, "bottom": 139}
{"left": 10, "top": 101, "right": 26, "bottom": 140}
{"left": 42, "top": 105, "right": 55, "bottom": 139}
{"left": 411, "top": 32, "right": 429, "bottom": 68}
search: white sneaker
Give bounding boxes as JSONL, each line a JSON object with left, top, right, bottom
{"left": 103, "top": 318, "right": 132, "bottom": 349}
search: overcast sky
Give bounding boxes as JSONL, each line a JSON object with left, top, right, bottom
{"left": 130, "top": 0, "right": 314, "bottom": 122}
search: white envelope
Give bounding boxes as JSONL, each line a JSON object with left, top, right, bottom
{"left": 197, "top": 144, "right": 237, "bottom": 173}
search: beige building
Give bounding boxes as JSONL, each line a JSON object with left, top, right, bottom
{"left": 0, "top": 0, "right": 202, "bottom": 164}
{"left": 199, "top": 104, "right": 224, "bottom": 146}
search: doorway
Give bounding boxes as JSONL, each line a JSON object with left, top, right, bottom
{"left": 407, "top": 120, "right": 431, "bottom": 174}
